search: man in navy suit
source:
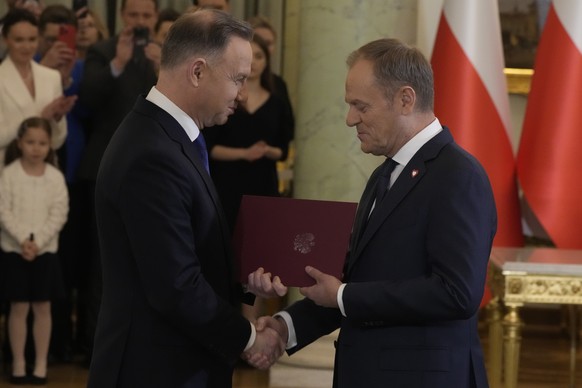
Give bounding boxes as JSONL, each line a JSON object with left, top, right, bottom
{"left": 252, "top": 38, "right": 496, "bottom": 388}
{"left": 88, "top": 9, "right": 286, "bottom": 388}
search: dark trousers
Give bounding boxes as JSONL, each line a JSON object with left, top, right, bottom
{"left": 50, "top": 181, "right": 92, "bottom": 362}
{"left": 85, "top": 180, "right": 101, "bottom": 365}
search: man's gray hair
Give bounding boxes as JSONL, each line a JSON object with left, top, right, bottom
{"left": 161, "top": 9, "right": 253, "bottom": 69}
{"left": 347, "top": 38, "right": 434, "bottom": 112}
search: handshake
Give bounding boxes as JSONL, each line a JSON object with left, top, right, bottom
{"left": 239, "top": 266, "right": 343, "bottom": 370}
{"left": 239, "top": 267, "right": 288, "bottom": 370}
{"left": 242, "top": 315, "right": 288, "bottom": 370}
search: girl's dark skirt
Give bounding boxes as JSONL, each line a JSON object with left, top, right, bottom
{"left": 1, "top": 251, "right": 65, "bottom": 302}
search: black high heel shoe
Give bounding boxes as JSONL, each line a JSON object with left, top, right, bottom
{"left": 9, "top": 374, "right": 29, "bottom": 385}
{"left": 29, "top": 374, "right": 48, "bottom": 385}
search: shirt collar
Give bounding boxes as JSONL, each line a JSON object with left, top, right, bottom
{"left": 392, "top": 118, "right": 443, "bottom": 167}
{"left": 145, "top": 86, "right": 201, "bottom": 142}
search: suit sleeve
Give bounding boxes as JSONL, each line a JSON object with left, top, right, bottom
{"left": 78, "top": 42, "right": 117, "bottom": 112}
{"left": 49, "top": 70, "right": 67, "bottom": 150}
{"left": 117, "top": 147, "right": 251, "bottom": 363}
{"left": 284, "top": 298, "right": 342, "bottom": 355}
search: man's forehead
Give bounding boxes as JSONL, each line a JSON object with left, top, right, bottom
{"left": 219, "top": 38, "right": 251, "bottom": 72}
{"left": 124, "top": 0, "right": 157, "bottom": 12}
{"left": 42, "top": 23, "right": 61, "bottom": 35}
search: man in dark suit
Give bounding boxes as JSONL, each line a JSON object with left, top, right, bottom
{"left": 87, "top": 9, "right": 286, "bottom": 388}
{"left": 252, "top": 38, "right": 496, "bottom": 388}
{"left": 79, "top": 0, "right": 160, "bottom": 182}
{"left": 77, "top": 0, "right": 159, "bottom": 363}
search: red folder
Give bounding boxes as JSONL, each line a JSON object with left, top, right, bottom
{"left": 233, "top": 195, "right": 358, "bottom": 287}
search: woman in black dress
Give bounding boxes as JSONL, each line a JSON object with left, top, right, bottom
{"left": 204, "top": 34, "right": 293, "bottom": 232}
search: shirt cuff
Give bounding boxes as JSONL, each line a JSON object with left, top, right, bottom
{"left": 338, "top": 283, "right": 347, "bottom": 317}
{"left": 273, "top": 311, "right": 297, "bottom": 349}
{"left": 243, "top": 321, "right": 256, "bottom": 352}
{"left": 110, "top": 61, "right": 123, "bottom": 78}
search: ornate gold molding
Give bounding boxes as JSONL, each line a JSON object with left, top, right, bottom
{"left": 503, "top": 274, "right": 582, "bottom": 304}
{"left": 504, "top": 68, "right": 534, "bottom": 95}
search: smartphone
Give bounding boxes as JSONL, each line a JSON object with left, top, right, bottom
{"left": 58, "top": 25, "right": 77, "bottom": 51}
{"left": 133, "top": 26, "right": 149, "bottom": 47}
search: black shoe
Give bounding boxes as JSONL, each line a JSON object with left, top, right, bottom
{"left": 9, "top": 374, "right": 29, "bottom": 385}
{"left": 29, "top": 375, "right": 48, "bottom": 385}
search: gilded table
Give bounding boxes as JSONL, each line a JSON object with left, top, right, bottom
{"left": 487, "top": 247, "right": 582, "bottom": 388}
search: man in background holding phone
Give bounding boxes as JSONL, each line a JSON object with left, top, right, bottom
{"left": 77, "top": 0, "right": 159, "bottom": 367}
{"left": 36, "top": 4, "right": 77, "bottom": 89}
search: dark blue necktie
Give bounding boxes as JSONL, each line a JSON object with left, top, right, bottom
{"left": 375, "top": 158, "right": 397, "bottom": 204}
{"left": 193, "top": 134, "right": 209, "bottom": 173}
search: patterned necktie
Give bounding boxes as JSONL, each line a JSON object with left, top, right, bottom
{"left": 193, "top": 135, "right": 209, "bottom": 173}
{"left": 375, "top": 158, "right": 398, "bottom": 204}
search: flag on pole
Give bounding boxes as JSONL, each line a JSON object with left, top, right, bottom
{"left": 431, "top": 0, "right": 524, "bottom": 248}
{"left": 416, "top": 0, "right": 444, "bottom": 59}
{"left": 517, "top": 0, "right": 582, "bottom": 249}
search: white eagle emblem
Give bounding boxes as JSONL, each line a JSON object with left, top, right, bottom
{"left": 293, "top": 233, "right": 315, "bottom": 254}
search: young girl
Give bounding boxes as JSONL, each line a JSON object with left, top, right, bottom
{"left": 0, "top": 117, "right": 68, "bottom": 385}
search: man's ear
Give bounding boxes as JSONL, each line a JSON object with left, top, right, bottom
{"left": 399, "top": 86, "right": 416, "bottom": 114}
{"left": 189, "top": 58, "right": 207, "bottom": 87}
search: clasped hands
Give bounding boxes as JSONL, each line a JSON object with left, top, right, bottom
{"left": 21, "top": 239, "right": 38, "bottom": 261}
{"left": 241, "top": 266, "right": 342, "bottom": 369}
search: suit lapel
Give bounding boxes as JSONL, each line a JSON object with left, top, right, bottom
{"left": 31, "top": 61, "right": 56, "bottom": 107}
{"left": 133, "top": 97, "right": 222, "bottom": 210}
{"left": 0, "top": 57, "right": 34, "bottom": 111}
{"left": 346, "top": 128, "right": 454, "bottom": 275}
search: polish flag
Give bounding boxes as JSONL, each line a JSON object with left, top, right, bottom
{"left": 517, "top": 0, "right": 582, "bottom": 249}
{"left": 431, "top": 0, "right": 524, "bottom": 248}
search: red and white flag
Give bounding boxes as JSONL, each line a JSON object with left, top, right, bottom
{"left": 517, "top": 0, "right": 582, "bottom": 249}
{"left": 430, "top": 0, "right": 524, "bottom": 248}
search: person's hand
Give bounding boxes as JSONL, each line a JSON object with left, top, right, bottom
{"left": 21, "top": 249, "right": 35, "bottom": 261}
{"left": 263, "top": 144, "right": 282, "bottom": 161}
{"left": 246, "top": 267, "right": 288, "bottom": 298}
{"left": 256, "top": 315, "right": 288, "bottom": 345}
{"left": 242, "top": 325, "right": 285, "bottom": 370}
{"left": 144, "top": 42, "right": 161, "bottom": 72}
{"left": 244, "top": 141, "right": 268, "bottom": 161}
{"left": 58, "top": 95, "right": 78, "bottom": 116}
{"left": 41, "top": 95, "right": 77, "bottom": 122}
{"left": 112, "top": 26, "right": 135, "bottom": 73}
{"left": 40, "top": 41, "right": 75, "bottom": 75}
{"left": 16, "top": 0, "right": 43, "bottom": 18}
{"left": 29, "top": 241, "right": 39, "bottom": 257}
{"left": 75, "top": 6, "right": 88, "bottom": 19}
{"left": 21, "top": 240, "right": 37, "bottom": 261}
{"left": 299, "top": 266, "right": 342, "bottom": 308}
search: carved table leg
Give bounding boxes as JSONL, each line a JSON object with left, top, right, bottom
{"left": 568, "top": 305, "right": 578, "bottom": 388}
{"left": 486, "top": 297, "right": 503, "bottom": 388}
{"left": 503, "top": 304, "right": 523, "bottom": 388}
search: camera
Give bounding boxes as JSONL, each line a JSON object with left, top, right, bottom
{"left": 133, "top": 27, "right": 149, "bottom": 47}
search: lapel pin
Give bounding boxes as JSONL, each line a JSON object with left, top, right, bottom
{"left": 411, "top": 169, "right": 419, "bottom": 178}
